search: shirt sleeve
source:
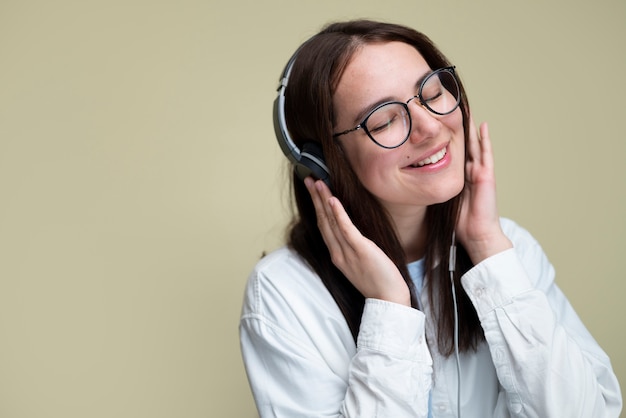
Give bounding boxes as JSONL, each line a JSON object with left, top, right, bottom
{"left": 240, "top": 269, "right": 433, "bottom": 417}
{"left": 461, "top": 223, "right": 622, "bottom": 417}
{"left": 346, "top": 299, "right": 433, "bottom": 417}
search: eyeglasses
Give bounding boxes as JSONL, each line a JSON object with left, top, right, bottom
{"left": 333, "top": 66, "right": 461, "bottom": 149}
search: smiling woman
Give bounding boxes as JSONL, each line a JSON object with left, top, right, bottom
{"left": 239, "top": 19, "right": 622, "bottom": 417}
{"left": 0, "top": 1, "right": 623, "bottom": 417}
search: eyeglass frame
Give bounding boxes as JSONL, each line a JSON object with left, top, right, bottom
{"left": 332, "top": 66, "right": 461, "bottom": 149}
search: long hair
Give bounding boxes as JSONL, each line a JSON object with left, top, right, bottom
{"left": 283, "top": 19, "right": 482, "bottom": 356}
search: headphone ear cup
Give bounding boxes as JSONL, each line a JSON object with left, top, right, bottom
{"left": 295, "top": 142, "right": 331, "bottom": 188}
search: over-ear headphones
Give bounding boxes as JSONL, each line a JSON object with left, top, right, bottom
{"left": 272, "top": 46, "right": 331, "bottom": 188}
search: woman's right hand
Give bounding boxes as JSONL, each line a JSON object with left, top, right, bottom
{"left": 304, "top": 177, "right": 411, "bottom": 307}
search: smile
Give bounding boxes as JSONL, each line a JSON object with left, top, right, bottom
{"left": 411, "top": 147, "right": 447, "bottom": 167}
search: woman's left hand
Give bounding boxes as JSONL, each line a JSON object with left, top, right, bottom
{"left": 456, "top": 118, "right": 512, "bottom": 264}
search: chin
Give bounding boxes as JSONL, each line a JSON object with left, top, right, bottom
{"left": 433, "top": 180, "right": 465, "bottom": 205}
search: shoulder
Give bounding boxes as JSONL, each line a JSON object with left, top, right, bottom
{"left": 500, "top": 217, "right": 536, "bottom": 245}
{"left": 246, "top": 246, "right": 320, "bottom": 305}
{"left": 499, "top": 217, "right": 545, "bottom": 258}
{"left": 242, "top": 246, "right": 343, "bottom": 325}
{"left": 251, "top": 246, "right": 311, "bottom": 280}
{"left": 241, "top": 247, "right": 354, "bottom": 360}
{"left": 499, "top": 217, "right": 555, "bottom": 289}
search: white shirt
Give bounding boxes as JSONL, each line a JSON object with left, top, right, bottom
{"left": 239, "top": 218, "right": 622, "bottom": 417}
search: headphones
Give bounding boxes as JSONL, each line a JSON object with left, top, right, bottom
{"left": 272, "top": 46, "right": 331, "bottom": 188}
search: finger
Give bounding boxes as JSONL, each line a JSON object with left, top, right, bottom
{"left": 478, "top": 122, "right": 494, "bottom": 169}
{"left": 466, "top": 115, "right": 481, "bottom": 163}
{"left": 327, "top": 196, "right": 362, "bottom": 254}
{"left": 304, "top": 177, "right": 347, "bottom": 256}
{"left": 314, "top": 180, "right": 354, "bottom": 250}
{"left": 304, "top": 177, "right": 337, "bottom": 240}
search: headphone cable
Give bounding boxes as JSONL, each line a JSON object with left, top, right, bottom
{"left": 449, "top": 232, "right": 462, "bottom": 418}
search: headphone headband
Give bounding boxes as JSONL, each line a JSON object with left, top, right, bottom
{"left": 272, "top": 57, "right": 298, "bottom": 165}
{"left": 273, "top": 44, "right": 331, "bottom": 187}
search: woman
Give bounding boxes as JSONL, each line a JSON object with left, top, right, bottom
{"left": 240, "top": 20, "right": 622, "bottom": 417}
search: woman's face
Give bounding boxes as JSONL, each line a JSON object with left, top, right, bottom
{"left": 333, "top": 41, "right": 465, "bottom": 218}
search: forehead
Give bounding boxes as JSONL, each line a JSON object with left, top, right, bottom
{"left": 334, "top": 41, "right": 430, "bottom": 112}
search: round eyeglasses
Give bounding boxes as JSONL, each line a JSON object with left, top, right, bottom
{"left": 332, "top": 66, "right": 461, "bottom": 149}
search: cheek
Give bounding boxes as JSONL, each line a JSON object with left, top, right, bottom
{"left": 342, "top": 144, "right": 394, "bottom": 187}
{"left": 352, "top": 149, "right": 391, "bottom": 179}
{"left": 447, "top": 107, "right": 465, "bottom": 136}
{"left": 446, "top": 110, "right": 466, "bottom": 159}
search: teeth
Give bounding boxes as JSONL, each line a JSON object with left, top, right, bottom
{"left": 415, "top": 147, "right": 447, "bottom": 167}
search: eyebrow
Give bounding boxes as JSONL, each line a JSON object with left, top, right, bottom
{"left": 349, "top": 69, "right": 432, "bottom": 125}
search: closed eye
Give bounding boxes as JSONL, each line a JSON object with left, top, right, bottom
{"left": 423, "top": 90, "right": 443, "bottom": 102}
{"left": 369, "top": 114, "right": 398, "bottom": 133}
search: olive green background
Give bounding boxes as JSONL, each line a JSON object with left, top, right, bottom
{"left": 0, "top": 0, "right": 623, "bottom": 416}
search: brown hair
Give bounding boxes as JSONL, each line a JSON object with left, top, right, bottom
{"left": 284, "top": 19, "right": 482, "bottom": 356}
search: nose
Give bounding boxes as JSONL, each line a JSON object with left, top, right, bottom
{"left": 406, "top": 97, "right": 441, "bottom": 143}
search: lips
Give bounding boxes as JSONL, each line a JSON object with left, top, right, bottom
{"left": 409, "top": 146, "right": 447, "bottom": 167}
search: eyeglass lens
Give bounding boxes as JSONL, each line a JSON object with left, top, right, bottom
{"left": 365, "top": 69, "right": 460, "bottom": 148}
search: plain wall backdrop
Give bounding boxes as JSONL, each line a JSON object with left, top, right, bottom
{"left": 0, "top": 0, "right": 624, "bottom": 416}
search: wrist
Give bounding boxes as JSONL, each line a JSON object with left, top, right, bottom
{"left": 466, "top": 234, "right": 513, "bottom": 265}
{"left": 376, "top": 287, "right": 411, "bottom": 307}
